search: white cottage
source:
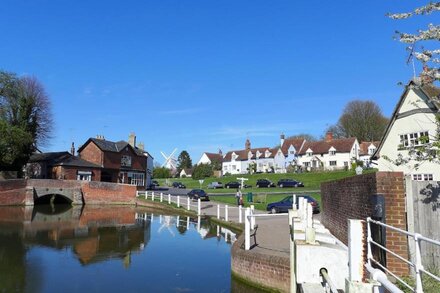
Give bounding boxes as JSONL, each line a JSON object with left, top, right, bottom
{"left": 197, "top": 151, "right": 223, "bottom": 165}
{"left": 374, "top": 80, "right": 440, "bottom": 181}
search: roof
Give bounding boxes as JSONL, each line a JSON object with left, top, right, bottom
{"left": 223, "top": 147, "right": 273, "bottom": 162}
{"left": 181, "top": 168, "right": 193, "bottom": 175}
{"left": 298, "top": 137, "right": 357, "bottom": 155}
{"left": 373, "top": 80, "right": 440, "bottom": 159}
{"left": 281, "top": 138, "right": 306, "bottom": 155}
{"left": 204, "top": 152, "right": 223, "bottom": 163}
{"left": 29, "top": 152, "right": 101, "bottom": 168}
{"left": 359, "top": 141, "right": 380, "bottom": 156}
{"left": 78, "top": 138, "right": 146, "bottom": 156}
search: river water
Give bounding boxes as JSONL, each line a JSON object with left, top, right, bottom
{"left": 0, "top": 205, "right": 262, "bottom": 293}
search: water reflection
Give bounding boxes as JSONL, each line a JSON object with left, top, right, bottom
{"left": 0, "top": 205, "right": 240, "bottom": 293}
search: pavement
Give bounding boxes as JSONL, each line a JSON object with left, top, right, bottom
{"left": 148, "top": 190, "right": 321, "bottom": 258}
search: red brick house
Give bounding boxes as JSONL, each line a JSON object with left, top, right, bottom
{"left": 27, "top": 152, "right": 101, "bottom": 181}
{"left": 77, "top": 134, "right": 148, "bottom": 187}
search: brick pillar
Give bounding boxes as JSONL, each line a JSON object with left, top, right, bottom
{"left": 376, "top": 172, "right": 409, "bottom": 276}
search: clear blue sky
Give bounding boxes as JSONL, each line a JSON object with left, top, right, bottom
{"left": 1, "top": 1, "right": 434, "bottom": 164}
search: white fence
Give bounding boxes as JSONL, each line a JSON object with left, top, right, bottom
{"left": 366, "top": 217, "right": 440, "bottom": 293}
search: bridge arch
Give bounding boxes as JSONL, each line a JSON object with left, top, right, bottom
{"left": 34, "top": 193, "right": 73, "bottom": 205}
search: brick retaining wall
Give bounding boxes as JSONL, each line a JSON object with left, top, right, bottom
{"left": 81, "top": 181, "right": 136, "bottom": 205}
{"left": 231, "top": 234, "right": 290, "bottom": 292}
{"left": 0, "top": 180, "right": 29, "bottom": 206}
{"left": 321, "top": 171, "right": 409, "bottom": 277}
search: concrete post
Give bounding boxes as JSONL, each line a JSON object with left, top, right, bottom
{"left": 292, "top": 194, "right": 297, "bottom": 210}
{"left": 298, "top": 197, "right": 304, "bottom": 218}
{"left": 177, "top": 196, "right": 180, "bottom": 208}
{"left": 250, "top": 205, "right": 255, "bottom": 229}
{"left": 225, "top": 205, "right": 229, "bottom": 221}
{"left": 197, "top": 198, "right": 201, "bottom": 216}
{"left": 187, "top": 197, "right": 190, "bottom": 210}
{"left": 245, "top": 208, "right": 251, "bottom": 250}
{"left": 168, "top": 194, "right": 171, "bottom": 204}
{"left": 239, "top": 205, "right": 242, "bottom": 223}
{"left": 217, "top": 205, "right": 220, "bottom": 219}
{"left": 348, "top": 219, "right": 364, "bottom": 282}
{"left": 289, "top": 210, "right": 296, "bottom": 293}
{"left": 305, "top": 203, "right": 315, "bottom": 244}
{"left": 160, "top": 192, "right": 163, "bottom": 202}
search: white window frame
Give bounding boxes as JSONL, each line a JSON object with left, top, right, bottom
{"left": 329, "top": 161, "right": 337, "bottom": 166}
{"left": 400, "top": 131, "right": 429, "bottom": 148}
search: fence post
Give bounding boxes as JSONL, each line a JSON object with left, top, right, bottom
{"left": 245, "top": 208, "right": 250, "bottom": 250}
{"left": 152, "top": 192, "right": 155, "bottom": 201}
{"left": 168, "top": 194, "right": 171, "bottom": 204}
{"left": 250, "top": 205, "right": 255, "bottom": 229}
{"left": 414, "top": 234, "right": 424, "bottom": 293}
{"left": 225, "top": 205, "right": 229, "bottom": 221}
{"left": 160, "top": 192, "right": 163, "bottom": 202}
{"left": 176, "top": 215, "right": 180, "bottom": 227}
{"left": 197, "top": 198, "right": 201, "bottom": 216}
{"left": 217, "top": 204, "right": 220, "bottom": 219}
{"left": 292, "top": 194, "right": 297, "bottom": 210}
{"left": 348, "top": 219, "right": 364, "bottom": 282}
{"left": 187, "top": 197, "right": 190, "bottom": 210}
{"left": 186, "top": 216, "right": 190, "bottom": 230}
{"left": 177, "top": 196, "right": 180, "bottom": 208}
{"left": 145, "top": 191, "right": 148, "bottom": 200}
{"left": 366, "top": 218, "right": 372, "bottom": 266}
{"left": 239, "top": 205, "right": 242, "bottom": 223}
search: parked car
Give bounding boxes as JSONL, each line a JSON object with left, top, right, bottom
{"left": 277, "top": 179, "right": 304, "bottom": 188}
{"left": 256, "top": 179, "right": 275, "bottom": 188}
{"left": 172, "top": 182, "right": 186, "bottom": 189}
{"left": 224, "top": 181, "right": 251, "bottom": 189}
{"left": 187, "top": 189, "right": 210, "bottom": 201}
{"left": 266, "top": 195, "right": 320, "bottom": 214}
{"left": 207, "top": 181, "right": 223, "bottom": 189}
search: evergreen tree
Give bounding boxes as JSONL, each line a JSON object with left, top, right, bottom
{"left": 177, "top": 150, "right": 192, "bottom": 171}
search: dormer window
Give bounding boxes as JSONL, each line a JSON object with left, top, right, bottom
{"left": 248, "top": 151, "right": 253, "bottom": 160}
{"left": 306, "top": 150, "right": 313, "bottom": 157}
{"left": 265, "top": 150, "right": 270, "bottom": 158}
{"left": 329, "top": 150, "right": 336, "bottom": 156}
{"left": 368, "top": 147, "right": 376, "bottom": 155}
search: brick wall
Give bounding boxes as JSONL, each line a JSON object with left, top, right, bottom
{"left": 321, "top": 171, "right": 409, "bottom": 276}
{"left": 81, "top": 181, "right": 136, "bottom": 205}
{"left": 231, "top": 234, "right": 290, "bottom": 292}
{"left": 0, "top": 180, "right": 29, "bottom": 206}
{"left": 79, "top": 142, "right": 103, "bottom": 166}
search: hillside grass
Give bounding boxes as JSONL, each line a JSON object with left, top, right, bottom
{"left": 155, "top": 169, "right": 376, "bottom": 194}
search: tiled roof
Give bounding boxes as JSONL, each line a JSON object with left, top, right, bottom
{"left": 78, "top": 138, "right": 146, "bottom": 156}
{"left": 281, "top": 138, "right": 306, "bottom": 155}
{"left": 223, "top": 147, "right": 272, "bottom": 162}
{"left": 298, "top": 137, "right": 357, "bottom": 155}
{"left": 205, "top": 153, "right": 223, "bottom": 163}
{"left": 359, "top": 141, "right": 380, "bottom": 156}
{"left": 29, "top": 152, "right": 101, "bottom": 168}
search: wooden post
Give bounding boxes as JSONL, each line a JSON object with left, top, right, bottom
{"left": 217, "top": 205, "right": 220, "bottom": 219}
{"left": 177, "top": 196, "right": 180, "bottom": 208}
{"left": 225, "top": 205, "right": 229, "bottom": 221}
{"left": 245, "top": 208, "right": 250, "bottom": 250}
{"left": 168, "top": 194, "right": 171, "bottom": 204}
{"left": 250, "top": 205, "right": 255, "bottom": 229}
{"left": 145, "top": 191, "right": 148, "bottom": 200}
{"left": 197, "top": 198, "right": 201, "bottom": 216}
{"left": 187, "top": 197, "right": 190, "bottom": 210}
{"left": 152, "top": 192, "right": 155, "bottom": 201}
{"left": 239, "top": 205, "right": 242, "bottom": 223}
{"left": 289, "top": 210, "right": 296, "bottom": 293}
{"left": 160, "top": 192, "right": 163, "bottom": 202}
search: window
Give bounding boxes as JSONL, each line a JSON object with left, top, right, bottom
{"left": 304, "top": 162, "right": 310, "bottom": 167}
{"left": 77, "top": 171, "right": 92, "bottom": 181}
{"left": 121, "top": 155, "right": 132, "bottom": 167}
{"left": 289, "top": 151, "right": 295, "bottom": 155}
{"left": 306, "top": 151, "right": 313, "bottom": 157}
{"left": 412, "top": 174, "right": 433, "bottom": 181}
{"left": 232, "top": 165, "right": 236, "bottom": 170}
{"left": 368, "top": 147, "right": 376, "bottom": 155}
{"left": 329, "top": 150, "right": 336, "bottom": 156}
{"left": 129, "top": 172, "right": 145, "bottom": 186}
{"left": 329, "top": 161, "right": 337, "bottom": 166}
{"left": 400, "top": 131, "right": 429, "bottom": 148}
{"left": 344, "top": 161, "right": 349, "bottom": 167}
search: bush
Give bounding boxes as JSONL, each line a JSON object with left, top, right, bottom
{"left": 153, "top": 167, "right": 171, "bottom": 179}
{"left": 192, "top": 163, "right": 213, "bottom": 180}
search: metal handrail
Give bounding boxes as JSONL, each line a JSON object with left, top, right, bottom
{"left": 320, "top": 268, "right": 338, "bottom": 293}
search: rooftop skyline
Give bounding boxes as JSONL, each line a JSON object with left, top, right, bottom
{"left": 1, "top": 0, "right": 434, "bottom": 163}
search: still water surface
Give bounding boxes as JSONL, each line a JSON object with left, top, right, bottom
{"left": 0, "top": 205, "right": 260, "bottom": 293}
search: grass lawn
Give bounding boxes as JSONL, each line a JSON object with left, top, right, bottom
{"left": 156, "top": 169, "right": 376, "bottom": 195}
{"left": 210, "top": 192, "right": 322, "bottom": 211}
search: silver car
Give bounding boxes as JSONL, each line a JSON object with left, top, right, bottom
{"left": 207, "top": 181, "right": 223, "bottom": 189}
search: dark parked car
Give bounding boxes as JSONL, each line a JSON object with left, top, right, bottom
{"left": 224, "top": 181, "right": 251, "bottom": 189}
{"left": 187, "top": 189, "right": 210, "bottom": 201}
{"left": 172, "top": 182, "right": 186, "bottom": 189}
{"left": 266, "top": 195, "right": 320, "bottom": 214}
{"left": 277, "top": 179, "right": 304, "bottom": 188}
{"left": 256, "top": 179, "right": 275, "bottom": 188}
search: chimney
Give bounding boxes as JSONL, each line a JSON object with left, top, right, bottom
{"left": 96, "top": 134, "right": 105, "bottom": 140}
{"left": 325, "top": 131, "right": 333, "bottom": 142}
{"left": 218, "top": 149, "right": 222, "bottom": 155}
{"left": 70, "top": 142, "right": 75, "bottom": 155}
{"left": 280, "top": 133, "right": 285, "bottom": 147}
{"left": 421, "top": 65, "right": 434, "bottom": 85}
{"left": 245, "top": 139, "right": 251, "bottom": 151}
{"left": 128, "top": 132, "right": 136, "bottom": 147}
{"left": 137, "top": 142, "right": 144, "bottom": 150}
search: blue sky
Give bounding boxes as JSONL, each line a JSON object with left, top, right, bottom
{"left": 1, "top": 1, "right": 434, "bottom": 164}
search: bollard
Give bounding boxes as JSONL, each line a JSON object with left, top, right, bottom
{"left": 177, "top": 196, "right": 180, "bottom": 208}
{"left": 187, "top": 197, "right": 190, "bottom": 210}
{"left": 168, "top": 194, "right": 171, "bottom": 204}
{"left": 245, "top": 208, "right": 250, "bottom": 250}
{"left": 197, "top": 198, "right": 201, "bottom": 216}
{"left": 225, "top": 205, "right": 229, "bottom": 221}
{"left": 239, "top": 205, "right": 242, "bottom": 223}
{"left": 152, "top": 192, "right": 155, "bottom": 201}
{"left": 250, "top": 205, "right": 255, "bottom": 229}
{"left": 217, "top": 205, "right": 220, "bottom": 219}
{"left": 160, "top": 192, "right": 163, "bottom": 202}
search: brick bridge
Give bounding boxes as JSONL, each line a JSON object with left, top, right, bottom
{"left": 0, "top": 179, "right": 137, "bottom": 206}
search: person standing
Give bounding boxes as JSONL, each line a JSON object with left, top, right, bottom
{"left": 235, "top": 189, "right": 241, "bottom": 206}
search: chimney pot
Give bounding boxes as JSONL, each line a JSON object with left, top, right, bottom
{"left": 325, "top": 132, "right": 333, "bottom": 142}
{"left": 128, "top": 132, "right": 136, "bottom": 147}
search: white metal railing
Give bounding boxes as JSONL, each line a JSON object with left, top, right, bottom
{"left": 367, "top": 217, "right": 440, "bottom": 293}
{"left": 137, "top": 191, "right": 202, "bottom": 215}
